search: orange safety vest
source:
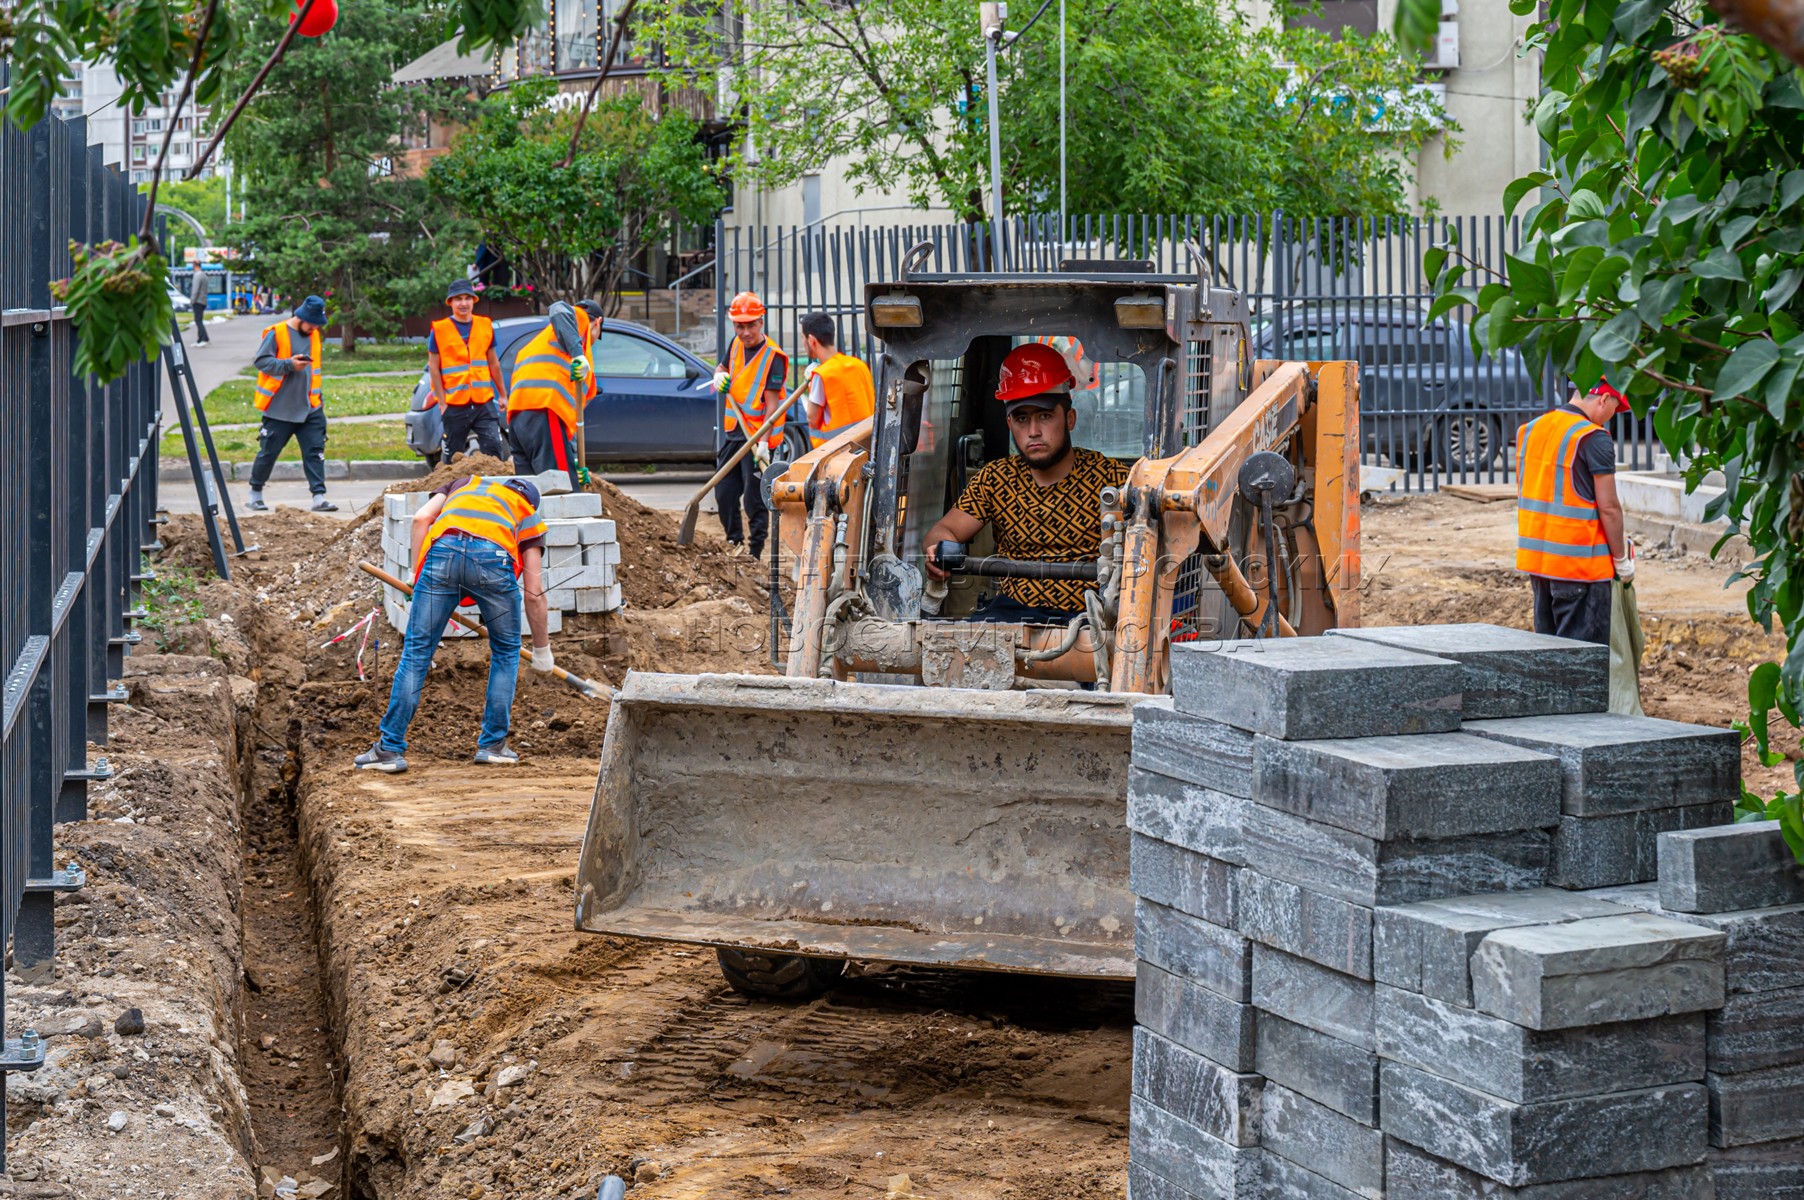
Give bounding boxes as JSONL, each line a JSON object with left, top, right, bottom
{"left": 414, "top": 476, "right": 548, "bottom": 582}
{"left": 1516, "top": 409, "right": 1613, "bottom": 582}
{"left": 432, "top": 316, "right": 496, "bottom": 406}
{"left": 808, "top": 353, "right": 876, "bottom": 447}
{"left": 723, "top": 337, "right": 786, "bottom": 447}
{"left": 506, "top": 309, "right": 592, "bottom": 430}
{"left": 254, "top": 323, "right": 322, "bottom": 411}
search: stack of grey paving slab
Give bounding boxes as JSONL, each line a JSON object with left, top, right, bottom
{"left": 1125, "top": 623, "right": 1794, "bottom": 1199}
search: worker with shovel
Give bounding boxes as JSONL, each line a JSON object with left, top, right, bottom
{"left": 713, "top": 291, "right": 789, "bottom": 559}
{"left": 355, "top": 476, "right": 554, "bottom": 773}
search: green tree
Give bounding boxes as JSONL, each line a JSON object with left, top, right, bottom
{"left": 222, "top": 0, "right": 477, "bottom": 348}
{"left": 144, "top": 174, "right": 226, "bottom": 261}
{"left": 637, "top": 0, "right": 1445, "bottom": 222}
{"left": 429, "top": 80, "right": 723, "bottom": 310}
{"left": 1398, "top": 0, "right": 1804, "bottom": 857}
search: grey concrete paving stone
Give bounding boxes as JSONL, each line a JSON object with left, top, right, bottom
{"left": 1242, "top": 801, "right": 1550, "bottom": 909}
{"left": 1591, "top": 883, "right": 1804, "bottom": 994}
{"left": 1378, "top": 1062, "right": 1708, "bottom": 1185}
{"left": 1128, "top": 766, "right": 1251, "bottom": 865}
{"left": 1260, "top": 1081, "right": 1383, "bottom": 1199}
{"left": 1252, "top": 944, "right": 1374, "bottom": 1049}
{"left": 1237, "top": 870, "right": 1374, "bottom": 978}
{"left": 1328, "top": 623, "right": 1608, "bottom": 719}
{"left": 1658, "top": 820, "right": 1804, "bottom": 914}
{"left": 1131, "top": 1027, "right": 1263, "bottom": 1148}
{"left": 1706, "top": 984, "right": 1804, "bottom": 1074}
{"left": 1375, "top": 985, "right": 1706, "bottom": 1103}
{"left": 1252, "top": 732, "right": 1561, "bottom": 841}
{"left": 1132, "top": 700, "right": 1257, "bottom": 799}
{"left": 1708, "top": 1135, "right": 1804, "bottom": 1200}
{"left": 1707, "top": 1061, "right": 1804, "bottom": 1149}
{"left": 1464, "top": 713, "right": 1740, "bottom": 817}
{"left": 1126, "top": 1162, "right": 1208, "bottom": 1200}
{"left": 1548, "top": 803, "right": 1730, "bottom": 890}
{"left": 1131, "top": 833, "right": 1240, "bottom": 928}
{"left": 1384, "top": 1139, "right": 1719, "bottom": 1199}
{"left": 1135, "top": 960, "right": 1258, "bottom": 1072}
{"left": 1470, "top": 913, "right": 1726, "bottom": 1030}
{"left": 1374, "top": 888, "right": 1634, "bottom": 1007}
{"left": 1129, "top": 1094, "right": 1264, "bottom": 1199}
{"left": 1260, "top": 1151, "right": 1368, "bottom": 1200}
{"left": 1255, "top": 1012, "right": 1380, "bottom": 1124}
{"left": 1136, "top": 898, "right": 1252, "bottom": 1002}
{"left": 1169, "top": 636, "right": 1463, "bottom": 740}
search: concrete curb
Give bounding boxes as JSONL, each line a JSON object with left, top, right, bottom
{"left": 1623, "top": 513, "right": 1749, "bottom": 566}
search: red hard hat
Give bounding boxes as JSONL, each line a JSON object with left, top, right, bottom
{"left": 727, "top": 291, "right": 766, "bottom": 321}
{"left": 1588, "top": 380, "right": 1629, "bottom": 413}
{"left": 996, "top": 343, "right": 1075, "bottom": 404}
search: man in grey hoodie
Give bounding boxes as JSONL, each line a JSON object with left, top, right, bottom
{"left": 246, "top": 294, "right": 337, "bottom": 513}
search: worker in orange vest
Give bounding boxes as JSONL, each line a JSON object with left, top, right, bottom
{"left": 356, "top": 475, "right": 554, "bottom": 772}
{"left": 507, "top": 300, "right": 594, "bottom": 480}
{"left": 712, "top": 291, "right": 787, "bottom": 558}
{"left": 799, "top": 312, "right": 874, "bottom": 448}
{"left": 426, "top": 280, "right": 508, "bottom": 462}
{"left": 246, "top": 294, "right": 336, "bottom": 513}
{"left": 1515, "top": 381, "right": 1632, "bottom": 645}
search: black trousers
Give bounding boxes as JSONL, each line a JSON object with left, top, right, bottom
{"left": 443, "top": 400, "right": 508, "bottom": 461}
{"left": 508, "top": 408, "right": 578, "bottom": 476}
{"left": 1531, "top": 576, "right": 1613, "bottom": 646}
{"left": 191, "top": 306, "right": 210, "bottom": 343}
{"left": 714, "top": 437, "right": 768, "bottom": 555}
{"left": 249, "top": 406, "right": 328, "bottom": 494}
{"left": 964, "top": 593, "right": 1082, "bottom": 625}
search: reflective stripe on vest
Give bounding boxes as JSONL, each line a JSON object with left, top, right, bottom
{"left": 1515, "top": 409, "right": 1612, "bottom": 581}
{"left": 414, "top": 477, "right": 548, "bottom": 581}
{"left": 809, "top": 353, "right": 876, "bottom": 447}
{"left": 506, "top": 309, "right": 591, "bottom": 429}
{"left": 724, "top": 338, "right": 784, "bottom": 445}
{"left": 253, "top": 323, "right": 323, "bottom": 411}
{"left": 433, "top": 316, "right": 495, "bottom": 406}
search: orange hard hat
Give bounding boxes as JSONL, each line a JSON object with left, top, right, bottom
{"left": 996, "top": 343, "right": 1075, "bottom": 405}
{"left": 728, "top": 291, "right": 766, "bottom": 321}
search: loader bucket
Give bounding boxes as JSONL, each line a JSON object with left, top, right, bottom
{"left": 574, "top": 672, "right": 1138, "bottom": 978}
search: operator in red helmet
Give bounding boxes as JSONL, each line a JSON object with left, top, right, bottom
{"left": 922, "top": 343, "right": 1129, "bottom": 624}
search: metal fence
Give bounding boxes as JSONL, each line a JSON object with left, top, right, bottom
{"left": 0, "top": 88, "right": 162, "bottom": 1155}
{"left": 713, "top": 212, "right": 1657, "bottom": 489}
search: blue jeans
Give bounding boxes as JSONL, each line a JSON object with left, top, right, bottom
{"left": 378, "top": 535, "right": 522, "bottom": 753}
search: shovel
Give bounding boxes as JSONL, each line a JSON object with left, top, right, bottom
{"left": 677, "top": 379, "right": 810, "bottom": 546}
{"left": 358, "top": 561, "right": 608, "bottom": 701}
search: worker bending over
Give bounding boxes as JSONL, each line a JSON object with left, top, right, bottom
{"left": 355, "top": 475, "right": 554, "bottom": 773}
{"left": 1515, "top": 381, "right": 1632, "bottom": 645}
{"left": 799, "top": 312, "right": 874, "bottom": 447}
{"left": 508, "top": 300, "right": 596, "bottom": 478}
{"left": 924, "top": 344, "right": 1128, "bottom": 624}
{"left": 426, "top": 280, "right": 508, "bottom": 462}
{"left": 713, "top": 291, "right": 788, "bottom": 558}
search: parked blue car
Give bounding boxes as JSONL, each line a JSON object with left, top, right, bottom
{"left": 403, "top": 316, "right": 809, "bottom": 467}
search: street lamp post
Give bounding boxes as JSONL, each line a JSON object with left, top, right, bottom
{"left": 981, "top": 3, "right": 1006, "bottom": 264}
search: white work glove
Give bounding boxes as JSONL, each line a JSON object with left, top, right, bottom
{"left": 711, "top": 368, "right": 731, "bottom": 393}
{"left": 1613, "top": 555, "right": 1635, "bottom": 583}
{"left": 804, "top": 361, "right": 819, "bottom": 381}
{"left": 530, "top": 645, "right": 555, "bottom": 673}
{"left": 570, "top": 355, "right": 592, "bottom": 383}
{"left": 752, "top": 442, "right": 772, "bottom": 470}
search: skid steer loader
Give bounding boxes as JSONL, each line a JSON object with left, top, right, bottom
{"left": 575, "top": 247, "right": 1361, "bottom": 998}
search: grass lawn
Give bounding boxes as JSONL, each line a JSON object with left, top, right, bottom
{"left": 201, "top": 376, "right": 421, "bottom": 425}
{"left": 234, "top": 341, "right": 428, "bottom": 377}
{"left": 162, "top": 417, "right": 415, "bottom": 462}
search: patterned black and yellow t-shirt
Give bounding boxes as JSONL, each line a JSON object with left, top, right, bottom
{"left": 954, "top": 446, "right": 1130, "bottom": 612}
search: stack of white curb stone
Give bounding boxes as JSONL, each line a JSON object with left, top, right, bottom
{"left": 1126, "top": 622, "right": 1801, "bottom": 1199}
{"left": 377, "top": 469, "right": 620, "bottom": 637}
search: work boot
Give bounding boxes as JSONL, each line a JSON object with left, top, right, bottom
{"left": 473, "top": 745, "right": 519, "bottom": 766}
{"left": 245, "top": 493, "right": 269, "bottom": 512}
{"left": 354, "top": 746, "right": 407, "bottom": 773}
{"left": 311, "top": 496, "right": 339, "bottom": 513}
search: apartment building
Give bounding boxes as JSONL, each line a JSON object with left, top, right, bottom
{"left": 76, "top": 64, "right": 222, "bottom": 185}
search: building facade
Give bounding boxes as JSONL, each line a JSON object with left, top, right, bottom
{"left": 76, "top": 64, "right": 223, "bottom": 186}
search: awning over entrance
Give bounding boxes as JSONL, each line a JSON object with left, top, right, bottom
{"left": 393, "top": 37, "right": 493, "bottom": 84}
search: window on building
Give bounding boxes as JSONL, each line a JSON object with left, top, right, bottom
{"left": 131, "top": 144, "right": 147, "bottom": 163}
{"left": 1288, "top": 0, "right": 1378, "bottom": 36}
{"left": 557, "top": 0, "right": 598, "bottom": 72}
{"left": 519, "top": 19, "right": 553, "bottom": 77}
{"left": 802, "top": 174, "right": 821, "bottom": 228}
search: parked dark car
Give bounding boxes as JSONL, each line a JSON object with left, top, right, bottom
{"left": 403, "top": 316, "right": 810, "bottom": 467}
{"left": 1254, "top": 302, "right": 1541, "bottom": 473}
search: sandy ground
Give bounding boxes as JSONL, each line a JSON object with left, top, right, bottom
{"left": 18, "top": 484, "right": 1776, "bottom": 1200}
